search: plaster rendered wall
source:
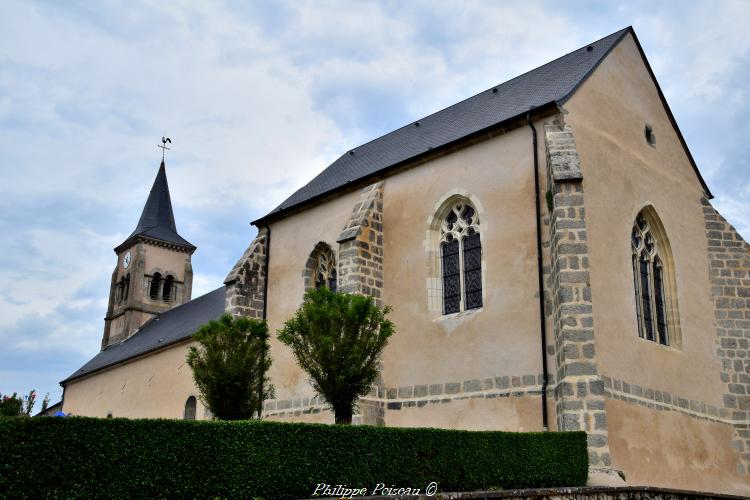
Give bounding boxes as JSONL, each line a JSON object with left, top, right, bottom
{"left": 606, "top": 400, "right": 747, "bottom": 496}
{"left": 264, "top": 126, "right": 545, "bottom": 430}
{"left": 63, "top": 342, "right": 207, "bottom": 420}
{"left": 265, "top": 190, "right": 362, "bottom": 401}
{"left": 139, "top": 244, "right": 190, "bottom": 280}
{"left": 564, "top": 33, "right": 724, "bottom": 408}
{"left": 564, "top": 33, "right": 743, "bottom": 491}
{"left": 386, "top": 396, "right": 541, "bottom": 431}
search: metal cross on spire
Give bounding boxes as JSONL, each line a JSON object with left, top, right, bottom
{"left": 158, "top": 136, "right": 172, "bottom": 162}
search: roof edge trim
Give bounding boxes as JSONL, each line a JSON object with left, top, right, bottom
{"left": 251, "top": 101, "right": 560, "bottom": 227}
{"left": 626, "top": 29, "right": 713, "bottom": 199}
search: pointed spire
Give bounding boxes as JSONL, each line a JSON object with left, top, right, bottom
{"left": 116, "top": 160, "right": 195, "bottom": 252}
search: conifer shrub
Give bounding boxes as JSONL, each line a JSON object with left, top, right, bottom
{"left": 0, "top": 417, "right": 587, "bottom": 498}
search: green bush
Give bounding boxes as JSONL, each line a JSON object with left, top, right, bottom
{"left": 0, "top": 417, "right": 587, "bottom": 499}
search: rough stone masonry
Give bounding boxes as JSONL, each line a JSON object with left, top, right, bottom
{"left": 544, "top": 120, "right": 612, "bottom": 470}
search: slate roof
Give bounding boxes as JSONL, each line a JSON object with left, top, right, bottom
{"left": 117, "top": 161, "right": 195, "bottom": 251}
{"left": 62, "top": 286, "right": 225, "bottom": 384}
{"left": 257, "top": 26, "right": 710, "bottom": 224}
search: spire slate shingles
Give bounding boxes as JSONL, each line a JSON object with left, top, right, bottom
{"left": 118, "top": 161, "right": 195, "bottom": 251}
{"left": 260, "top": 27, "right": 632, "bottom": 222}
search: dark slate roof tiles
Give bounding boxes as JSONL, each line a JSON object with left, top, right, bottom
{"left": 119, "top": 161, "right": 195, "bottom": 250}
{"left": 261, "top": 27, "right": 631, "bottom": 221}
{"left": 62, "top": 286, "right": 226, "bottom": 384}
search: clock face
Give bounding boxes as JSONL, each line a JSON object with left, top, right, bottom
{"left": 123, "top": 251, "right": 131, "bottom": 269}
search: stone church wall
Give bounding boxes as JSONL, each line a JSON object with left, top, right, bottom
{"left": 62, "top": 29, "right": 748, "bottom": 497}
{"left": 261, "top": 124, "right": 548, "bottom": 433}
{"left": 63, "top": 341, "right": 208, "bottom": 420}
{"left": 563, "top": 32, "right": 748, "bottom": 494}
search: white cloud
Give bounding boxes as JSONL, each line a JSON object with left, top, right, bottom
{"left": 0, "top": 0, "right": 747, "bottom": 402}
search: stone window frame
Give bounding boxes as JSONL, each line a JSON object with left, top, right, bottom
{"left": 146, "top": 268, "right": 180, "bottom": 303}
{"left": 630, "top": 205, "right": 682, "bottom": 348}
{"left": 425, "top": 190, "right": 487, "bottom": 317}
{"left": 303, "top": 242, "right": 338, "bottom": 293}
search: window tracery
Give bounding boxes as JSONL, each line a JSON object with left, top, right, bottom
{"left": 440, "top": 200, "right": 482, "bottom": 314}
{"left": 314, "top": 247, "right": 337, "bottom": 292}
{"left": 304, "top": 243, "right": 338, "bottom": 292}
{"left": 631, "top": 212, "right": 672, "bottom": 346}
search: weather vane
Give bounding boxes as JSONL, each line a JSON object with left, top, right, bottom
{"left": 157, "top": 136, "right": 172, "bottom": 161}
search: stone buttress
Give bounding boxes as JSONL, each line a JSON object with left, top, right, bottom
{"left": 224, "top": 227, "right": 268, "bottom": 319}
{"left": 336, "top": 181, "right": 386, "bottom": 425}
{"left": 543, "top": 119, "right": 614, "bottom": 474}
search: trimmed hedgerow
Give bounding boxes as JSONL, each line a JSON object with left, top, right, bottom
{"left": 0, "top": 417, "right": 587, "bottom": 499}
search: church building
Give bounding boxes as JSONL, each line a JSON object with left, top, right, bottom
{"left": 61, "top": 27, "right": 750, "bottom": 495}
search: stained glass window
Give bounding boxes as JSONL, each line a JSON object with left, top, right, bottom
{"left": 313, "top": 245, "right": 337, "bottom": 292}
{"left": 442, "top": 238, "right": 461, "bottom": 314}
{"left": 631, "top": 213, "right": 670, "bottom": 346}
{"left": 440, "top": 199, "right": 482, "bottom": 314}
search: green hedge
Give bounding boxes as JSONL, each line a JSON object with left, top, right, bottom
{"left": 0, "top": 417, "right": 587, "bottom": 499}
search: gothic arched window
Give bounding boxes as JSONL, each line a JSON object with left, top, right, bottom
{"left": 305, "top": 243, "right": 337, "bottom": 292}
{"left": 631, "top": 209, "right": 679, "bottom": 346}
{"left": 184, "top": 396, "right": 196, "bottom": 420}
{"left": 440, "top": 199, "right": 482, "bottom": 315}
{"left": 162, "top": 275, "right": 174, "bottom": 302}
{"left": 149, "top": 272, "right": 161, "bottom": 301}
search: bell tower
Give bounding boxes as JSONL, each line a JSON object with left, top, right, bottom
{"left": 101, "top": 160, "right": 196, "bottom": 349}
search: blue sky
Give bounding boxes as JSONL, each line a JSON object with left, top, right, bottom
{"left": 1, "top": 1, "right": 748, "bottom": 407}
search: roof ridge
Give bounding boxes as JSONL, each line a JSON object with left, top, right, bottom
{"left": 260, "top": 27, "right": 633, "bottom": 222}
{"left": 314, "top": 27, "right": 631, "bottom": 160}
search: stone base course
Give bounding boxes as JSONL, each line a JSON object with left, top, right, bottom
{"left": 263, "top": 373, "right": 548, "bottom": 419}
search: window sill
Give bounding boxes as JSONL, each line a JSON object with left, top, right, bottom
{"left": 434, "top": 307, "right": 483, "bottom": 323}
{"left": 635, "top": 335, "right": 682, "bottom": 352}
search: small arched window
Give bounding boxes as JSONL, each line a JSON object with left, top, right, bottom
{"left": 162, "top": 275, "right": 174, "bottom": 302}
{"left": 440, "top": 199, "right": 482, "bottom": 314}
{"left": 184, "top": 396, "right": 196, "bottom": 420}
{"left": 149, "top": 272, "right": 161, "bottom": 301}
{"left": 305, "top": 243, "right": 337, "bottom": 292}
{"left": 631, "top": 209, "right": 679, "bottom": 346}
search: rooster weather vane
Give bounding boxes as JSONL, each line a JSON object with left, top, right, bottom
{"left": 158, "top": 136, "right": 172, "bottom": 161}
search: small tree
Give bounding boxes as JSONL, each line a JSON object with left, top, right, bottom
{"left": 0, "top": 393, "right": 22, "bottom": 417}
{"left": 278, "top": 288, "right": 394, "bottom": 424}
{"left": 0, "top": 390, "right": 36, "bottom": 417}
{"left": 186, "top": 314, "right": 271, "bottom": 420}
{"left": 40, "top": 393, "right": 50, "bottom": 414}
{"left": 22, "top": 390, "right": 36, "bottom": 416}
